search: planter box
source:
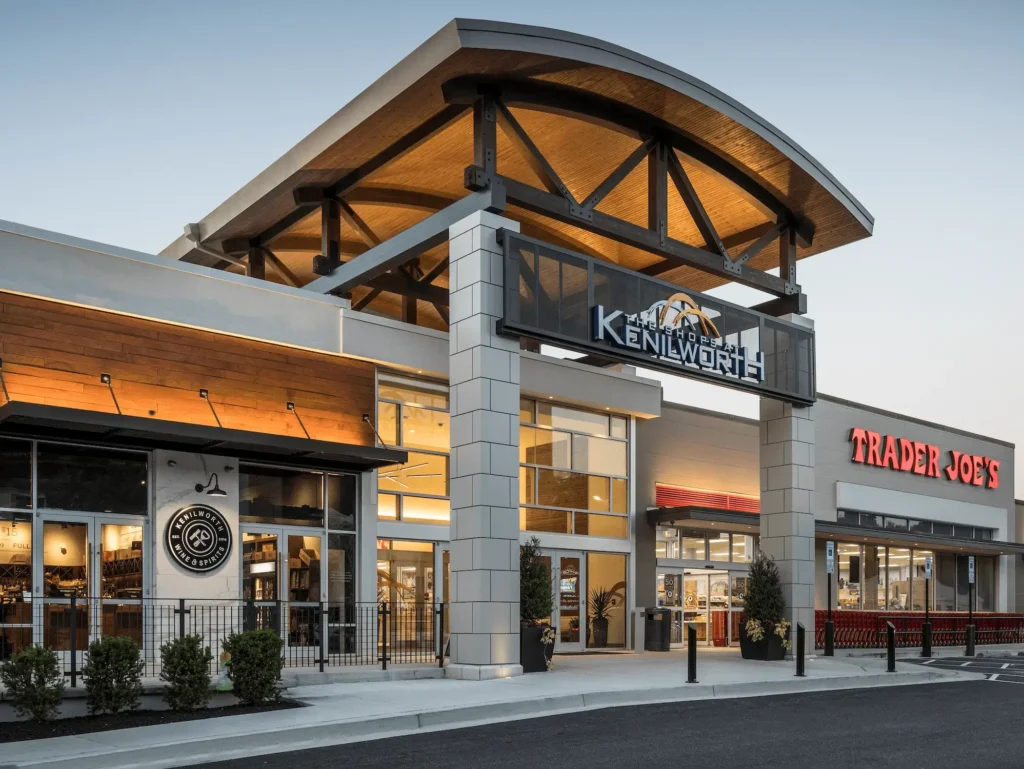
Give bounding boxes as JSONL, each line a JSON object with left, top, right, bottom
{"left": 739, "top": 622, "right": 788, "bottom": 661}
{"left": 520, "top": 625, "right": 554, "bottom": 673}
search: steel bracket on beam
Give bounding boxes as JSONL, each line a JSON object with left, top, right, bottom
{"left": 722, "top": 258, "right": 743, "bottom": 276}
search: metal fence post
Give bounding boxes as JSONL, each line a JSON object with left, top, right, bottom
{"left": 436, "top": 602, "right": 445, "bottom": 668}
{"left": 795, "top": 623, "right": 806, "bottom": 677}
{"left": 177, "top": 598, "right": 187, "bottom": 639}
{"left": 319, "top": 601, "right": 327, "bottom": 674}
{"left": 886, "top": 621, "right": 896, "bottom": 673}
{"left": 379, "top": 602, "right": 389, "bottom": 672}
{"left": 69, "top": 595, "right": 78, "bottom": 689}
{"left": 686, "top": 623, "right": 698, "bottom": 683}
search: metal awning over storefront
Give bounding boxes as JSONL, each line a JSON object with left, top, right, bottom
{"left": 647, "top": 506, "right": 759, "bottom": 534}
{"left": 814, "top": 521, "right": 1024, "bottom": 557}
{"left": 0, "top": 401, "right": 406, "bottom": 471}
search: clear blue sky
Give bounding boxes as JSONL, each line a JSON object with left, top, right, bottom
{"left": 2, "top": 1, "right": 1023, "bottom": 485}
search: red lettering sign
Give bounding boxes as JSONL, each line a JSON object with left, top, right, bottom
{"left": 850, "top": 427, "right": 999, "bottom": 490}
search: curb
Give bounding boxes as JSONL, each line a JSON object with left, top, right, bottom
{"left": 6, "top": 668, "right": 977, "bottom": 769}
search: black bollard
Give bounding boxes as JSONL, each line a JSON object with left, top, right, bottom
{"left": 966, "top": 624, "right": 976, "bottom": 657}
{"left": 825, "top": 620, "right": 835, "bottom": 657}
{"left": 795, "top": 622, "right": 806, "bottom": 677}
{"left": 922, "top": 621, "right": 932, "bottom": 658}
{"left": 686, "top": 623, "right": 698, "bottom": 683}
{"left": 886, "top": 621, "right": 896, "bottom": 673}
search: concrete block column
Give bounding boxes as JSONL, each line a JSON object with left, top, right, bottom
{"left": 446, "top": 211, "right": 523, "bottom": 680}
{"left": 759, "top": 398, "right": 816, "bottom": 640}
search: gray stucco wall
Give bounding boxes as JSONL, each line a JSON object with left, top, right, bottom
{"left": 634, "top": 402, "right": 760, "bottom": 606}
{"left": 813, "top": 395, "right": 1014, "bottom": 527}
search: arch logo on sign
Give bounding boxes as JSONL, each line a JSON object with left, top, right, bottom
{"left": 166, "top": 505, "right": 232, "bottom": 572}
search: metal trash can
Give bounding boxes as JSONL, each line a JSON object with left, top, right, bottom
{"left": 644, "top": 607, "right": 672, "bottom": 651}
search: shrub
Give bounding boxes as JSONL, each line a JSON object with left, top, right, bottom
{"left": 160, "top": 636, "right": 213, "bottom": 712}
{"left": 82, "top": 635, "right": 144, "bottom": 715}
{"left": 520, "top": 536, "right": 555, "bottom": 626}
{"left": 221, "top": 630, "right": 283, "bottom": 705}
{"left": 745, "top": 550, "right": 787, "bottom": 628}
{"left": 0, "top": 645, "right": 65, "bottom": 721}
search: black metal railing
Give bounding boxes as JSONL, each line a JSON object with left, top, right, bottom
{"left": 0, "top": 598, "right": 446, "bottom": 686}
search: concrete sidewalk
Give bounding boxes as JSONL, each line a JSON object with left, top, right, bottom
{"left": 1, "top": 651, "right": 979, "bottom": 769}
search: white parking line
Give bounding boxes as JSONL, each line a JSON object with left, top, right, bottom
{"left": 960, "top": 662, "right": 972, "bottom": 667}
{"left": 922, "top": 659, "right": 935, "bottom": 665}
{"left": 990, "top": 674, "right": 1000, "bottom": 681}
{"left": 1002, "top": 663, "right": 1011, "bottom": 669}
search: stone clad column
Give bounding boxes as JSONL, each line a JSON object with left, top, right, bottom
{"left": 759, "top": 399, "right": 816, "bottom": 641}
{"left": 446, "top": 211, "right": 523, "bottom": 680}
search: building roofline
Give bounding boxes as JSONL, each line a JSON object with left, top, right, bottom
{"left": 817, "top": 393, "right": 1015, "bottom": 450}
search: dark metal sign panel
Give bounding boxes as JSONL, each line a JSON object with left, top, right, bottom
{"left": 497, "top": 231, "right": 815, "bottom": 405}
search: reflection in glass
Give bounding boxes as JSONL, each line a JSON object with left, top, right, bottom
{"left": 43, "top": 522, "right": 88, "bottom": 598}
{"left": 837, "top": 543, "right": 861, "bottom": 609}
{"left": 520, "top": 508, "right": 571, "bottom": 534}
{"left": 911, "top": 550, "right": 935, "bottom": 611}
{"left": 327, "top": 474, "right": 357, "bottom": 531}
{"left": 0, "top": 439, "right": 31, "bottom": 509}
{"left": 587, "top": 552, "right": 626, "bottom": 649}
{"left": 537, "top": 469, "right": 608, "bottom": 510}
{"left": 37, "top": 444, "right": 147, "bottom": 515}
{"left": 240, "top": 465, "right": 324, "bottom": 527}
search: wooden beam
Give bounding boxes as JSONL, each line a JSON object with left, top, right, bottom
{"left": 247, "top": 247, "right": 266, "bottom": 280}
{"left": 648, "top": 142, "right": 668, "bottom": 247}
{"left": 667, "top": 148, "right": 727, "bottom": 257}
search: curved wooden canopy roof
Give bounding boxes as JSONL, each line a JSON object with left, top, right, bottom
{"left": 162, "top": 19, "right": 872, "bottom": 330}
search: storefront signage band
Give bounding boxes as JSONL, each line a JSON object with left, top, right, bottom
{"left": 849, "top": 427, "right": 1000, "bottom": 489}
{"left": 165, "top": 504, "right": 233, "bottom": 573}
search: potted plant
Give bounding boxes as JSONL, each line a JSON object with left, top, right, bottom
{"left": 520, "top": 537, "right": 556, "bottom": 673}
{"left": 739, "top": 551, "right": 792, "bottom": 661}
{"left": 588, "top": 587, "right": 617, "bottom": 648}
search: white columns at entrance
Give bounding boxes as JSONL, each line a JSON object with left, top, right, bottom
{"left": 759, "top": 399, "right": 816, "bottom": 639}
{"left": 446, "top": 211, "right": 523, "bottom": 680}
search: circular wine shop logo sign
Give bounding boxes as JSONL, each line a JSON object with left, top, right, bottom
{"left": 165, "top": 505, "right": 232, "bottom": 573}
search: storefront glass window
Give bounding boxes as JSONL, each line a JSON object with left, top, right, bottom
{"left": 327, "top": 533, "right": 355, "bottom": 615}
{"left": 377, "top": 375, "right": 450, "bottom": 524}
{"left": 656, "top": 527, "right": 679, "bottom": 559}
{"left": 886, "top": 548, "right": 910, "bottom": 609}
{"left": 43, "top": 521, "right": 88, "bottom": 598}
{"left": 240, "top": 464, "right": 324, "bottom": 527}
{"left": 327, "top": 474, "right": 357, "bottom": 531}
{"left": 863, "top": 545, "right": 884, "bottom": 610}
{"left": 0, "top": 513, "right": 32, "bottom": 599}
{"left": 574, "top": 513, "right": 628, "bottom": 538}
{"left": 935, "top": 551, "right": 957, "bottom": 611}
{"left": 708, "top": 533, "right": 730, "bottom": 562}
{"left": 519, "top": 399, "right": 629, "bottom": 539}
{"left": 537, "top": 403, "right": 610, "bottom": 436}
{"left": 955, "top": 554, "right": 970, "bottom": 611}
{"left": 377, "top": 539, "right": 434, "bottom": 603}
{"left": 976, "top": 556, "right": 995, "bottom": 612}
{"left": 911, "top": 550, "right": 935, "bottom": 611}
{"left": 586, "top": 553, "right": 626, "bottom": 649}
{"left": 37, "top": 444, "right": 148, "bottom": 515}
{"left": 837, "top": 544, "right": 861, "bottom": 609}
{"left": 0, "top": 439, "right": 31, "bottom": 510}
{"left": 731, "top": 535, "right": 753, "bottom": 563}
{"left": 682, "top": 530, "right": 706, "bottom": 560}
{"left": 100, "top": 523, "right": 143, "bottom": 599}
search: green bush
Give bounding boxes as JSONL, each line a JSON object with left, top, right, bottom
{"left": 221, "top": 630, "right": 282, "bottom": 705}
{"left": 0, "top": 645, "right": 65, "bottom": 721}
{"left": 160, "top": 635, "right": 213, "bottom": 712}
{"left": 82, "top": 635, "right": 144, "bottom": 715}
{"left": 745, "top": 550, "right": 786, "bottom": 625}
{"left": 520, "top": 536, "right": 555, "bottom": 626}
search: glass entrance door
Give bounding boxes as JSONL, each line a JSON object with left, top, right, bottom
{"left": 551, "top": 552, "right": 584, "bottom": 653}
{"left": 657, "top": 571, "right": 685, "bottom": 648}
{"left": 41, "top": 516, "right": 146, "bottom": 667}
{"left": 242, "top": 528, "right": 324, "bottom": 649}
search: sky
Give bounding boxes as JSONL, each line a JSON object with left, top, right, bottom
{"left": 2, "top": 1, "right": 1023, "bottom": 484}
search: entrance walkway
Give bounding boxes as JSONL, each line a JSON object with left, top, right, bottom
{"left": 2, "top": 650, "right": 974, "bottom": 769}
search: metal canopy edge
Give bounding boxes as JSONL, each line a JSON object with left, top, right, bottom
{"left": 0, "top": 402, "right": 406, "bottom": 471}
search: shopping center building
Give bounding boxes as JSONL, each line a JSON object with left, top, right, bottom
{"left": 0, "top": 20, "right": 1020, "bottom": 677}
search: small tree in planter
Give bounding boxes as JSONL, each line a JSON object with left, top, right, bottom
{"left": 588, "top": 588, "right": 619, "bottom": 648}
{"left": 520, "top": 537, "right": 555, "bottom": 673}
{"left": 740, "top": 551, "right": 792, "bottom": 661}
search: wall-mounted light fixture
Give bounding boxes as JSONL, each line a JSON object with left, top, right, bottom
{"left": 195, "top": 472, "right": 227, "bottom": 497}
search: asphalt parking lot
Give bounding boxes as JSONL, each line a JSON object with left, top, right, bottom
{"left": 905, "top": 656, "right": 1024, "bottom": 683}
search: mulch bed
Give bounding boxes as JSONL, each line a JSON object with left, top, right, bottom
{"left": 0, "top": 700, "right": 303, "bottom": 743}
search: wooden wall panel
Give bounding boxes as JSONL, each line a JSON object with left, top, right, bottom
{"left": 0, "top": 292, "right": 376, "bottom": 446}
